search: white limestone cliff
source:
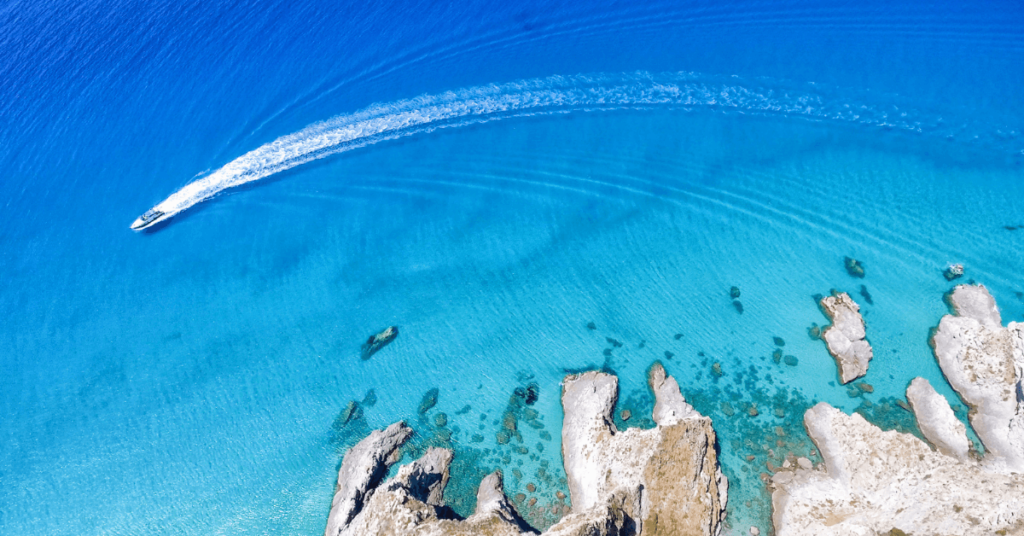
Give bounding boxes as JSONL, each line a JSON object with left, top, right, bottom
{"left": 771, "top": 285, "right": 1024, "bottom": 535}
{"left": 906, "top": 377, "right": 971, "bottom": 461}
{"left": 819, "top": 292, "right": 873, "bottom": 384}
{"left": 931, "top": 284, "right": 1024, "bottom": 473}
{"left": 770, "top": 403, "right": 1024, "bottom": 535}
{"left": 324, "top": 363, "right": 728, "bottom": 536}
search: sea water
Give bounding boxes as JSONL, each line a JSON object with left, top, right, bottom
{"left": 1, "top": 0, "right": 1022, "bottom": 534}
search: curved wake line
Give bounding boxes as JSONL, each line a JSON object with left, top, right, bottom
{"left": 132, "top": 71, "right": 998, "bottom": 229}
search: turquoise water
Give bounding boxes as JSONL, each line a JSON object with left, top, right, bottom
{"left": 2, "top": 0, "right": 1023, "bottom": 534}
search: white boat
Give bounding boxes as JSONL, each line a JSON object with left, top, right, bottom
{"left": 130, "top": 209, "right": 167, "bottom": 231}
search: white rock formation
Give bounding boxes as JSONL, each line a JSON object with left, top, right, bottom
{"left": 325, "top": 422, "right": 413, "bottom": 536}
{"left": 771, "top": 285, "right": 1024, "bottom": 535}
{"left": 324, "top": 363, "right": 728, "bottom": 536}
{"left": 906, "top": 377, "right": 971, "bottom": 461}
{"left": 931, "top": 284, "right": 1024, "bottom": 473}
{"left": 819, "top": 292, "right": 873, "bottom": 383}
{"left": 770, "top": 403, "right": 1024, "bottom": 535}
{"left": 551, "top": 363, "right": 728, "bottom": 536}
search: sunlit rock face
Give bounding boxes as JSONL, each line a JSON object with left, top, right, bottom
{"left": 323, "top": 363, "right": 728, "bottom": 536}
{"left": 770, "top": 285, "right": 1024, "bottom": 536}
{"left": 819, "top": 292, "right": 873, "bottom": 384}
{"left": 932, "top": 284, "right": 1024, "bottom": 473}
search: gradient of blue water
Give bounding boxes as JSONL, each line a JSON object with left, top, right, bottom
{"left": 2, "top": 0, "right": 1023, "bottom": 534}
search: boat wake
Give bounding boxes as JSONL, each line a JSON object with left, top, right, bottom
{"left": 129, "top": 71, "right": 952, "bottom": 231}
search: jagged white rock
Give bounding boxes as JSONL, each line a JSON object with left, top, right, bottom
{"left": 906, "top": 377, "right": 971, "bottom": 461}
{"left": 770, "top": 403, "right": 1024, "bottom": 535}
{"left": 819, "top": 292, "right": 873, "bottom": 383}
{"left": 324, "top": 362, "right": 728, "bottom": 536}
{"left": 325, "top": 422, "right": 413, "bottom": 536}
{"left": 932, "top": 284, "right": 1024, "bottom": 473}
{"left": 552, "top": 363, "right": 728, "bottom": 536}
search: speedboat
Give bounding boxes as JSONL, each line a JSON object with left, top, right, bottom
{"left": 130, "top": 209, "right": 166, "bottom": 231}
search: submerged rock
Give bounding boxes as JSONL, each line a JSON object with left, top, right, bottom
{"left": 843, "top": 256, "right": 865, "bottom": 278}
{"left": 858, "top": 284, "right": 873, "bottom": 305}
{"left": 807, "top": 324, "right": 821, "bottom": 340}
{"left": 783, "top": 355, "right": 798, "bottom": 367}
{"left": 418, "top": 388, "right": 440, "bottom": 415}
{"left": 819, "top": 292, "right": 873, "bottom": 384}
{"left": 730, "top": 286, "right": 742, "bottom": 299}
{"left": 361, "top": 326, "right": 398, "bottom": 360}
{"left": 773, "top": 337, "right": 786, "bottom": 347}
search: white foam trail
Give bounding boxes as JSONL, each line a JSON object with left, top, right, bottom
{"left": 134, "top": 71, "right": 927, "bottom": 228}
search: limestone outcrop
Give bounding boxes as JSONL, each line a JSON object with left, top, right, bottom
{"left": 551, "top": 363, "right": 728, "bottom": 536}
{"left": 931, "top": 284, "right": 1024, "bottom": 473}
{"left": 819, "top": 292, "right": 873, "bottom": 383}
{"left": 324, "top": 363, "right": 728, "bottom": 536}
{"left": 771, "top": 285, "right": 1024, "bottom": 535}
{"left": 770, "top": 403, "right": 1024, "bottom": 535}
{"left": 906, "top": 377, "right": 970, "bottom": 462}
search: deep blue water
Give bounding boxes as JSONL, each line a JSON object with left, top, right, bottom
{"left": 2, "top": 0, "right": 1023, "bottom": 534}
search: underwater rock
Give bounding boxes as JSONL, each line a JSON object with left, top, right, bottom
{"left": 773, "top": 337, "right": 786, "bottom": 347}
{"left": 712, "top": 362, "right": 723, "bottom": 377}
{"left": 843, "top": 256, "right": 865, "bottom": 278}
{"left": 772, "top": 349, "right": 783, "bottom": 364}
{"left": 943, "top": 263, "right": 965, "bottom": 281}
{"left": 674, "top": 333, "right": 683, "bottom": 340}
{"left": 434, "top": 413, "right": 448, "bottom": 427}
{"left": 418, "top": 388, "right": 440, "bottom": 415}
{"left": 730, "top": 286, "right": 742, "bottom": 299}
{"left": 906, "top": 377, "right": 970, "bottom": 462}
{"left": 807, "top": 324, "right": 821, "bottom": 340}
{"left": 556, "top": 363, "right": 727, "bottom": 535}
{"left": 605, "top": 337, "right": 623, "bottom": 348}
{"left": 620, "top": 410, "right": 631, "bottom": 421}
{"left": 337, "top": 400, "right": 361, "bottom": 426}
{"left": 362, "top": 389, "right": 378, "bottom": 407}
{"left": 858, "top": 284, "right": 873, "bottom": 305}
{"left": 931, "top": 284, "right": 1024, "bottom": 472}
{"left": 361, "top": 326, "right": 398, "bottom": 360}
{"left": 769, "top": 402, "right": 1024, "bottom": 536}
{"left": 819, "top": 292, "right": 873, "bottom": 384}
{"left": 733, "top": 300, "right": 744, "bottom": 314}
{"left": 783, "top": 355, "right": 798, "bottom": 367}
{"left": 664, "top": 350, "right": 674, "bottom": 360}
{"left": 586, "top": 322, "right": 597, "bottom": 330}
{"left": 855, "top": 382, "right": 873, "bottom": 393}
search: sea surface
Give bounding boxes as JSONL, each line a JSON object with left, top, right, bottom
{"left": 1, "top": 0, "right": 1023, "bottom": 534}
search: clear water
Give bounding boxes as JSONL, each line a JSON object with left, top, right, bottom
{"left": 1, "top": 1, "right": 1022, "bottom": 534}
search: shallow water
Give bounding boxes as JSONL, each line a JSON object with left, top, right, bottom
{"left": 2, "top": 0, "right": 1023, "bottom": 534}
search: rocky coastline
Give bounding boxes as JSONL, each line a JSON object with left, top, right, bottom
{"left": 819, "top": 291, "right": 873, "bottom": 384}
{"left": 324, "top": 363, "right": 728, "bottom": 536}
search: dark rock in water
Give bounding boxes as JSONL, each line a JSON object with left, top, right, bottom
{"left": 539, "top": 430, "right": 552, "bottom": 441}
{"left": 513, "top": 383, "right": 540, "bottom": 406}
{"left": 772, "top": 349, "right": 783, "bottom": 363}
{"left": 730, "top": 286, "right": 742, "bottom": 299}
{"left": 856, "top": 382, "right": 874, "bottom": 393}
{"left": 334, "top": 400, "right": 361, "bottom": 427}
{"left": 664, "top": 350, "right": 674, "bottom": 360}
{"left": 496, "top": 430, "right": 510, "bottom": 444}
{"left": 586, "top": 321, "right": 596, "bottom": 330}
{"left": 722, "top": 402, "right": 736, "bottom": 416}
{"left": 674, "top": 333, "right": 683, "bottom": 340}
{"left": 471, "top": 434, "right": 484, "bottom": 443}
{"left": 808, "top": 323, "right": 821, "bottom": 340}
{"left": 783, "top": 355, "right": 798, "bottom": 367}
{"left": 859, "top": 284, "right": 874, "bottom": 305}
{"left": 773, "top": 336, "right": 786, "bottom": 347}
{"left": 602, "top": 348, "right": 613, "bottom": 357}
{"left": 434, "top": 413, "right": 448, "bottom": 427}
{"left": 844, "top": 256, "right": 866, "bottom": 278}
{"left": 455, "top": 404, "right": 471, "bottom": 415}
{"left": 361, "top": 326, "right": 398, "bottom": 360}
{"left": 1015, "top": 291, "right": 1024, "bottom": 302}
{"left": 638, "top": 339, "right": 646, "bottom": 348}
{"left": 620, "top": 410, "right": 631, "bottom": 421}
{"left": 712, "top": 362, "right": 723, "bottom": 377}
{"left": 1004, "top": 225, "right": 1021, "bottom": 231}
{"left": 362, "top": 389, "right": 378, "bottom": 407}
{"left": 606, "top": 337, "right": 623, "bottom": 348}
{"left": 418, "top": 388, "right": 439, "bottom": 414}
{"left": 896, "top": 399, "right": 912, "bottom": 412}
{"left": 943, "top": 263, "right": 965, "bottom": 281}
{"left": 732, "top": 300, "right": 744, "bottom": 314}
